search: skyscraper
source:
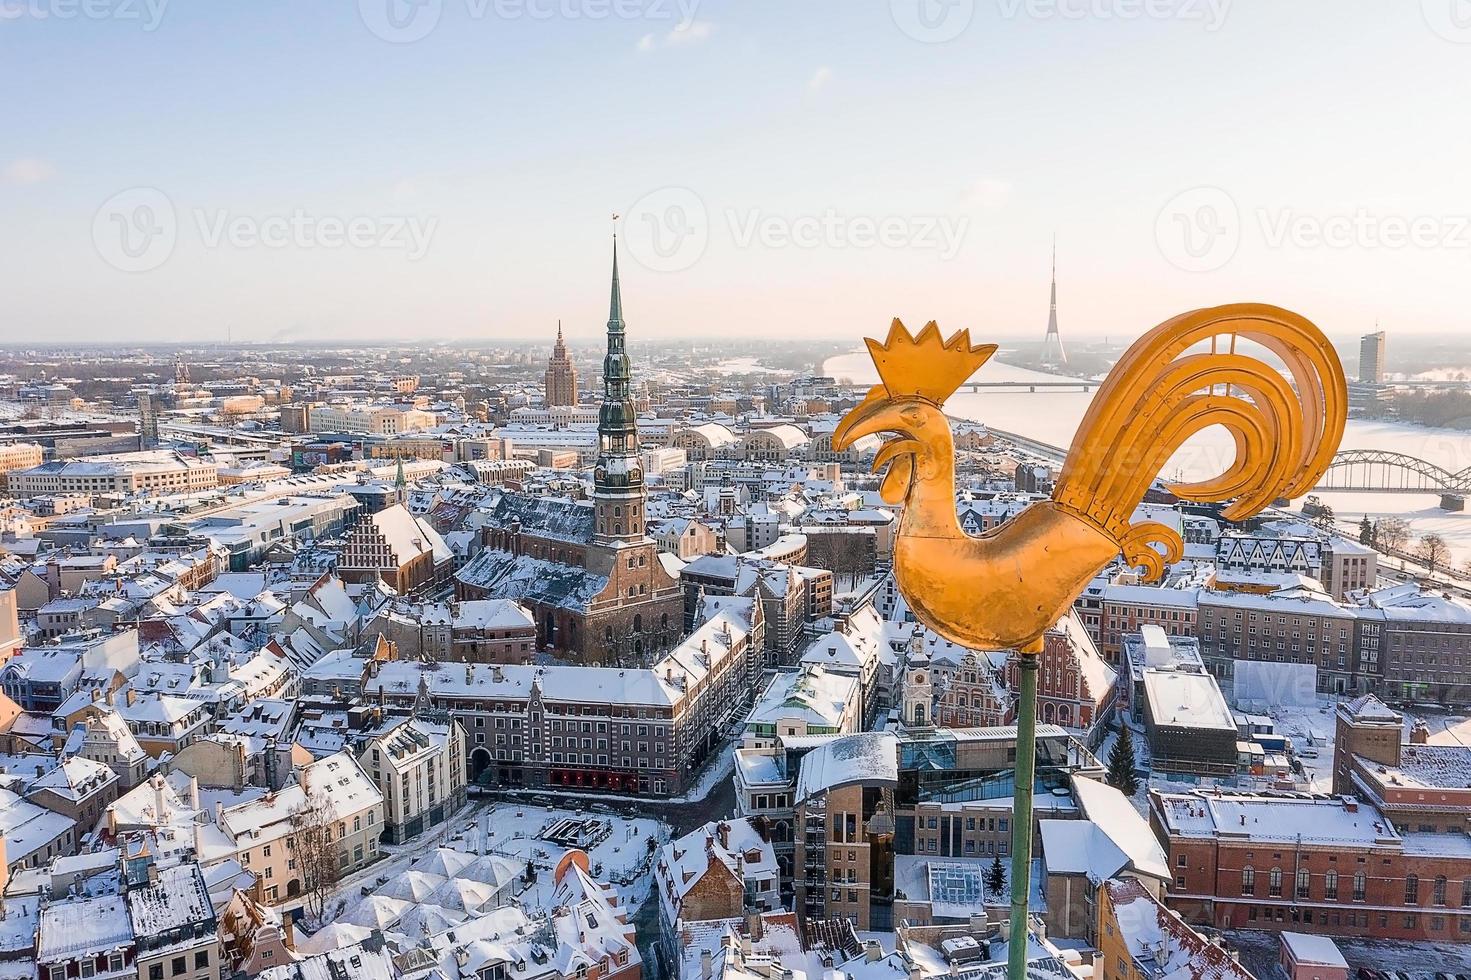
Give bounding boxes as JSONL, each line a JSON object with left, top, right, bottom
{"left": 138, "top": 390, "right": 159, "bottom": 449}
{"left": 1360, "top": 330, "right": 1386, "bottom": 384}
{"left": 1040, "top": 240, "right": 1067, "bottom": 368}
{"left": 543, "top": 322, "right": 579, "bottom": 406}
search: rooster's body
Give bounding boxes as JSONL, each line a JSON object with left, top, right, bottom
{"left": 832, "top": 304, "right": 1346, "bottom": 655}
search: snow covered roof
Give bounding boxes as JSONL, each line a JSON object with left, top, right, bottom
{"left": 454, "top": 550, "right": 608, "bottom": 613}
{"left": 258, "top": 939, "right": 397, "bottom": 980}
{"left": 1342, "top": 693, "right": 1400, "bottom": 723}
{"left": 1141, "top": 668, "right": 1235, "bottom": 733}
{"left": 1061, "top": 776, "right": 1170, "bottom": 883}
{"left": 748, "top": 666, "right": 857, "bottom": 732}
{"left": 658, "top": 818, "right": 778, "bottom": 925}
{"left": 37, "top": 894, "right": 132, "bottom": 963}
{"left": 1100, "top": 878, "right": 1252, "bottom": 979}
{"left": 1154, "top": 790, "right": 1401, "bottom": 848}
{"left": 126, "top": 863, "right": 214, "bottom": 942}
{"left": 795, "top": 731, "right": 898, "bottom": 803}
{"left": 1280, "top": 931, "right": 1348, "bottom": 967}
{"left": 1361, "top": 743, "right": 1471, "bottom": 792}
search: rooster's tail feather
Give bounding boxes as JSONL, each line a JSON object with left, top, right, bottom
{"left": 1054, "top": 304, "right": 1346, "bottom": 572}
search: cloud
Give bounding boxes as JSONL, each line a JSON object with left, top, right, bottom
{"left": 3, "top": 158, "right": 55, "bottom": 185}
{"left": 638, "top": 20, "right": 713, "bottom": 52}
{"left": 963, "top": 177, "right": 1013, "bottom": 209}
{"left": 808, "top": 66, "right": 832, "bottom": 92}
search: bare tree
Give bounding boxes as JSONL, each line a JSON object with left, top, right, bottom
{"left": 287, "top": 788, "right": 341, "bottom": 926}
{"left": 1378, "top": 517, "right": 1411, "bottom": 554}
{"left": 1415, "top": 534, "right": 1451, "bottom": 580}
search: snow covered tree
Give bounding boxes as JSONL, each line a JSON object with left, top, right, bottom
{"left": 1378, "top": 517, "right": 1411, "bottom": 554}
{"left": 1417, "top": 533, "right": 1450, "bottom": 579}
{"left": 287, "top": 788, "right": 341, "bottom": 927}
{"left": 1107, "top": 725, "right": 1140, "bottom": 797}
{"left": 985, "top": 853, "right": 1006, "bottom": 897}
{"left": 1359, "top": 515, "right": 1374, "bottom": 545}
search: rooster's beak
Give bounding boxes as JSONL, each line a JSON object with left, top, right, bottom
{"left": 833, "top": 387, "right": 906, "bottom": 451}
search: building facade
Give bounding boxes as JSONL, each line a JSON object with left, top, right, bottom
{"left": 544, "top": 323, "right": 580, "bottom": 406}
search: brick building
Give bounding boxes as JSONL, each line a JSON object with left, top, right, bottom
{"left": 1334, "top": 693, "right": 1471, "bottom": 835}
{"left": 337, "top": 502, "right": 452, "bottom": 595}
{"left": 1150, "top": 789, "right": 1471, "bottom": 942}
{"left": 544, "top": 322, "right": 579, "bottom": 406}
{"left": 310, "top": 596, "right": 763, "bottom": 796}
{"left": 455, "top": 245, "right": 682, "bottom": 667}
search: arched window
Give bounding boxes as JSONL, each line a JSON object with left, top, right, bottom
{"left": 1296, "top": 867, "right": 1310, "bottom": 899}
{"left": 1325, "top": 869, "right": 1338, "bottom": 900}
{"left": 660, "top": 613, "right": 669, "bottom": 631}
{"left": 1241, "top": 867, "right": 1255, "bottom": 896}
{"left": 604, "top": 626, "right": 614, "bottom": 645}
{"left": 1406, "top": 874, "right": 1420, "bottom": 905}
{"left": 1268, "top": 867, "right": 1282, "bottom": 897}
{"left": 633, "top": 614, "right": 642, "bottom": 634}
{"left": 1435, "top": 876, "right": 1448, "bottom": 907}
{"left": 1353, "top": 871, "right": 1366, "bottom": 902}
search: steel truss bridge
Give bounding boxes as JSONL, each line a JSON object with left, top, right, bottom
{"left": 1316, "top": 449, "right": 1471, "bottom": 493}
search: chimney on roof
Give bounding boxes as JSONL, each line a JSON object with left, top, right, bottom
{"left": 700, "top": 950, "right": 713, "bottom": 980}
{"left": 745, "top": 911, "right": 762, "bottom": 942}
{"left": 1411, "top": 720, "right": 1430, "bottom": 745}
{"left": 126, "top": 688, "right": 136, "bottom": 706}
{"left": 865, "top": 942, "right": 881, "bottom": 964}
{"left": 717, "top": 821, "right": 729, "bottom": 850}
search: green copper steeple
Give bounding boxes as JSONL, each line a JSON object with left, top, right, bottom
{"left": 594, "top": 235, "right": 643, "bottom": 529}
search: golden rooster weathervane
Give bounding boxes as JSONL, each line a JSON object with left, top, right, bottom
{"left": 831, "top": 303, "right": 1346, "bottom": 977}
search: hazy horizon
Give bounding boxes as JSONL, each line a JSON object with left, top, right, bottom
{"left": 5, "top": 1, "right": 1469, "bottom": 344}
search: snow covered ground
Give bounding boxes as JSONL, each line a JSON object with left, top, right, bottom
{"left": 455, "top": 802, "right": 668, "bottom": 907}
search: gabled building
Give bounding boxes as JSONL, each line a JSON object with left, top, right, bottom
{"left": 338, "top": 503, "right": 453, "bottom": 596}
{"left": 1096, "top": 878, "right": 1253, "bottom": 980}
{"left": 655, "top": 819, "right": 780, "bottom": 976}
{"left": 352, "top": 710, "right": 466, "bottom": 844}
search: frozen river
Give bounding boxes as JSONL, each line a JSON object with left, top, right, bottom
{"left": 824, "top": 349, "right": 1471, "bottom": 567}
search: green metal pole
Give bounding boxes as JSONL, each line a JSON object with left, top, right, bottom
{"left": 1008, "top": 655, "right": 1039, "bottom": 980}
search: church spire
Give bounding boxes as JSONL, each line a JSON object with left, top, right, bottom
{"left": 594, "top": 230, "right": 644, "bottom": 544}
{"left": 609, "top": 232, "right": 624, "bottom": 329}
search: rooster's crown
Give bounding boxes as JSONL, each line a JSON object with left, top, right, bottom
{"left": 866, "top": 319, "right": 997, "bottom": 405}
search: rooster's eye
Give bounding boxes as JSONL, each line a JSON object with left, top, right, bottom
{"left": 901, "top": 406, "right": 927, "bottom": 427}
